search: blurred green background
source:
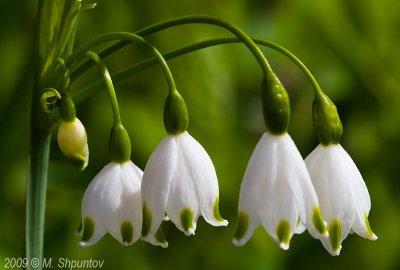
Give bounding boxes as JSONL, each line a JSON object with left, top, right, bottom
{"left": 1, "top": 0, "right": 399, "bottom": 269}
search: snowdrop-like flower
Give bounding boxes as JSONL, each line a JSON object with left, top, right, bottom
{"left": 78, "top": 160, "right": 143, "bottom": 246}
{"left": 57, "top": 117, "right": 89, "bottom": 170}
{"left": 305, "top": 144, "right": 377, "bottom": 256}
{"left": 141, "top": 131, "right": 228, "bottom": 247}
{"left": 233, "top": 132, "right": 327, "bottom": 249}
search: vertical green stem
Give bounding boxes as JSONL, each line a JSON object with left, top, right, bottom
{"left": 26, "top": 130, "right": 51, "bottom": 270}
{"left": 27, "top": 1, "right": 67, "bottom": 269}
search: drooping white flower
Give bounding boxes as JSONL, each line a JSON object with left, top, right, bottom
{"left": 78, "top": 160, "right": 143, "bottom": 246}
{"left": 233, "top": 132, "right": 327, "bottom": 250}
{"left": 305, "top": 144, "right": 377, "bottom": 256}
{"left": 141, "top": 131, "right": 228, "bottom": 247}
{"left": 57, "top": 117, "right": 89, "bottom": 170}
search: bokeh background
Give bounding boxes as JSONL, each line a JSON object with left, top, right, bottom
{"left": 1, "top": 0, "right": 399, "bottom": 269}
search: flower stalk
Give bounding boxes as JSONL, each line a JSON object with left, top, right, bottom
{"left": 27, "top": 1, "right": 77, "bottom": 269}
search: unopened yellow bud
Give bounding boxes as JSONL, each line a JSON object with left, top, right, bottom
{"left": 57, "top": 117, "right": 89, "bottom": 170}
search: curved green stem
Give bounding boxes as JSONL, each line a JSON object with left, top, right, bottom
{"left": 72, "top": 37, "right": 324, "bottom": 102}
{"left": 68, "top": 15, "right": 271, "bottom": 78}
{"left": 254, "top": 39, "right": 323, "bottom": 95}
{"left": 138, "top": 15, "right": 272, "bottom": 75}
{"left": 85, "top": 51, "right": 122, "bottom": 125}
{"left": 67, "top": 32, "right": 176, "bottom": 91}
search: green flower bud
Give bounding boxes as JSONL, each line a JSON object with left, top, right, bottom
{"left": 109, "top": 124, "right": 131, "bottom": 163}
{"left": 261, "top": 72, "right": 290, "bottom": 135}
{"left": 59, "top": 94, "right": 76, "bottom": 122}
{"left": 312, "top": 92, "right": 343, "bottom": 145}
{"left": 163, "top": 90, "right": 189, "bottom": 135}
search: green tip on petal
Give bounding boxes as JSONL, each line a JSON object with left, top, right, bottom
{"left": 364, "top": 213, "right": 378, "bottom": 240}
{"left": 312, "top": 207, "right": 328, "bottom": 236}
{"left": 213, "top": 197, "right": 225, "bottom": 222}
{"left": 180, "top": 208, "right": 194, "bottom": 235}
{"left": 142, "top": 203, "right": 152, "bottom": 237}
{"left": 71, "top": 154, "right": 88, "bottom": 171}
{"left": 233, "top": 212, "right": 249, "bottom": 243}
{"left": 154, "top": 227, "right": 168, "bottom": 248}
{"left": 296, "top": 216, "right": 301, "bottom": 228}
{"left": 276, "top": 220, "right": 291, "bottom": 250}
{"left": 81, "top": 216, "right": 94, "bottom": 243}
{"left": 76, "top": 220, "right": 83, "bottom": 236}
{"left": 120, "top": 221, "right": 134, "bottom": 245}
{"left": 328, "top": 219, "right": 342, "bottom": 255}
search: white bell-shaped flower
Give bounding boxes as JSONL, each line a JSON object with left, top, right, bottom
{"left": 305, "top": 144, "right": 377, "bottom": 256}
{"left": 78, "top": 160, "right": 143, "bottom": 246}
{"left": 141, "top": 131, "right": 228, "bottom": 247}
{"left": 57, "top": 117, "right": 89, "bottom": 170}
{"left": 233, "top": 132, "right": 328, "bottom": 250}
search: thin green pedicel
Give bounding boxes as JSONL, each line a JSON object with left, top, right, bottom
{"left": 233, "top": 212, "right": 249, "bottom": 241}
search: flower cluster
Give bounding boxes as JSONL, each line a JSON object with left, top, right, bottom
{"left": 232, "top": 88, "right": 377, "bottom": 255}
{"left": 55, "top": 41, "right": 376, "bottom": 256}
{"left": 58, "top": 87, "right": 228, "bottom": 249}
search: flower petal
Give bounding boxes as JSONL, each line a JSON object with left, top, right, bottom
{"left": 80, "top": 163, "right": 121, "bottom": 245}
{"left": 177, "top": 132, "right": 228, "bottom": 227}
{"left": 259, "top": 136, "right": 299, "bottom": 249}
{"left": 115, "top": 161, "right": 143, "bottom": 245}
{"left": 305, "top": 145, "right": 355, "bottom": 255}
{"left": 234, "top": 133, "right": 276, "bottom": 245}
{"left": 338, "top": 145, "right": 377, "bottom": 240}
{"left": 165, "top": 145, "right": 199, "bottom": 235}
{"left": 79, "top": 216, "right": 106, "bottom": 247}
{"left": 141, "top": 136, "right": 177, "bottom": 244}
{"left": 279, "top": 134, "right": 327, "bottom": 239}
